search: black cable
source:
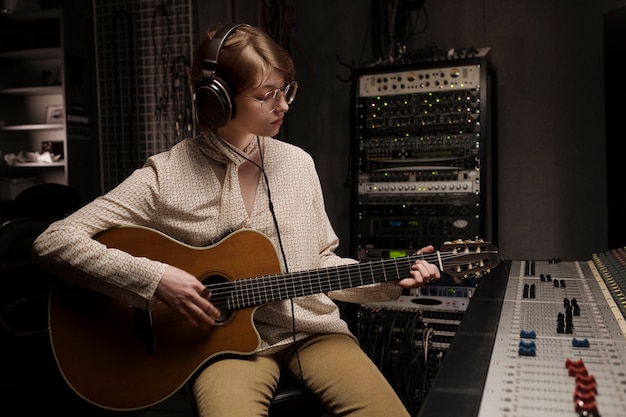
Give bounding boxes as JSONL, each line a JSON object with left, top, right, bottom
{"left": 215, "top": 133, "right": 305, "bottom": 383}
{"left": 214, "top": 134, "right": 289, "bottom": 272}
{"left": 369, "top": 0, "right": 430, "bottom": 65}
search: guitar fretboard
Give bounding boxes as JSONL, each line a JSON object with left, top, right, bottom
{"left": 210, "top": 255, "right": 418, "bottom": 310}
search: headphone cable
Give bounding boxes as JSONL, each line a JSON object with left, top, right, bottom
{"left": 214, "top": 133, "right": 305, "bottom": 382}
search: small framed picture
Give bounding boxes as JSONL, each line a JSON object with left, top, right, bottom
{"left": 45, "top": 105, "right": 64, "bottom": 124}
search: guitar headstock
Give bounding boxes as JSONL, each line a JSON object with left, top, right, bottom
{"left": 438, "top": 239, "right": 500, "bottom": 282}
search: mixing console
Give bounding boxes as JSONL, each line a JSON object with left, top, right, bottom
{"left": 477, "top": 254, "right": 626, "bottom": 417}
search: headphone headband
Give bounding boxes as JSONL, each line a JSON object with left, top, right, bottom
{"left": 202, "top": 23, "right": 249, "bottom": 77}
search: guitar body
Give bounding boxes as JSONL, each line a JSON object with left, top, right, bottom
{"left": 48, "top": 227, "right": 282, "bottom": 411}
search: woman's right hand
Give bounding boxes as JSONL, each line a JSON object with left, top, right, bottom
{"left": 154, "top": 265, "right": 222, "bottom": 327}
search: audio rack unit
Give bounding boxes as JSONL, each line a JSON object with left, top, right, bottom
{"left": 350, "top": 52, "right": 496, "bottom": 260}
{"left": 357, "top": 284, "right": 473, "bottom": 414}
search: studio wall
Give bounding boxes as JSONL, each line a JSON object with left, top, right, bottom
{"left": 198, "top": 0, "right": 619, "bottom": 260}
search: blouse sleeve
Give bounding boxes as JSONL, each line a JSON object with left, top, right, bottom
{"left": 32, "top": 165, "right": 167, "bottom": 310}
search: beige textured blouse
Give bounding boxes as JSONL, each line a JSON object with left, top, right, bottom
{"left": 33, "top": 132, "right": 401, "bottom": 354}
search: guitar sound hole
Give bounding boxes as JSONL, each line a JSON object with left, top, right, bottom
{"left": 202, "top": 275, "right": 233, "bottom": 324}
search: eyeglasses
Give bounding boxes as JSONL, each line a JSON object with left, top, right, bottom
{"left": 243, "top": 81, "right": 298, "bottom": 113}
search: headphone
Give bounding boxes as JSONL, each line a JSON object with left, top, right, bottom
{"left": 194, "top": 23, "right": 250, "bottom": 128}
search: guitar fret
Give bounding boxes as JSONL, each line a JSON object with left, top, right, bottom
{"left": 307, "top": 270, "right": 314, "bottom": 297}
{"left": 225, "top": 284, "right": 233, "bottom": 310}
{"left": 294, "top": 271, "right": 302, "bottom": 298}
{"left": 357, "top": 264, "right": 364, "bottom": 286}
{"left": 285, "top": 272, "right": 293, "bottom": 299}
{"left": 227, "top": 281, "right": 236, "bottom": 310}
{"left": 268, "top": 274, "right": 278, "bottom": 302}
{"left": 246, "top": 277, "right": 255, "bottom": 307}
{"left": 288, "top": 272, "right": 296, "bottom": 299}
{"left": 261, "top": 275, "right": 268, "bottom": 304}
{"left": 352, "top": 263, "right": 360, "bottom": 287}
{"left": 316, "top": 269, "right": 324, "bottom": 294}
{"left": 253, "top": 275, "right": 263, "bottom": 305}
{"left": 393, "top": 258, "right": 400, "bottom": 282}
{"left": 235, "top": 280, "right": 245, "bottom": 307}
{"left": 242, "top": 279, "right": 251, "bottom": 308}
{"left": 383, "top": 262, "right": 389, "bottom": 282}
{"left": 269, "top": 274, "right": 278, "bottom": 302}
{"left": 298, "top": 271, "right": 306, "bottom": 298}
{"left": 335, "top": 266, "right": 343, "bottom": 290}
{"left": 385, "top": 258, "right": 398, "bottom": 282}
{"left": 368, "top": 262, "right": 375, "bottom": 285}
{"left": 345, "top": 264, "right": 352, "bottom": 288}
{"left": 327, "top": 268, "right": 332, "bottom": 292}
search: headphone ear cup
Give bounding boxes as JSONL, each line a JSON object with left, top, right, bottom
{"left": 194, "top": 75, "right": 234, "bottom": 128}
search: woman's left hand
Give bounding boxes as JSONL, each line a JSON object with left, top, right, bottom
{"left": 397, "top": 245, "right": 441, "bottom": 288}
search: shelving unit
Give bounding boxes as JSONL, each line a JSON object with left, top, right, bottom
{"left": 0, "top": 9, "right": 67, "bottom": 198}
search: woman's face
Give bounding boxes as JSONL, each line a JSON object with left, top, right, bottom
{"left": 227, "top": 69, "right": 291, "bottom": 138}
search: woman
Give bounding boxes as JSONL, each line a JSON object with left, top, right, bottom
{"left": 33, "top": 23, "right": 440, "bottom": 417}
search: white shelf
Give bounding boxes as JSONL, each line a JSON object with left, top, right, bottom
{"left": 0, "top": 9, "right": 68, "bottom": 190}
{"left": 1, "top": 123, "right": 63, "bottom": 131}
{"left": 0, "top": 85, "right": 63, "bottom": 95}
{"left": 10, "top": 161, "right": 65, "bottom": 168}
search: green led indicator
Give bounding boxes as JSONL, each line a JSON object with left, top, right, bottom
{"left": 389, "top": 250, "right": 407, "bottom": 259}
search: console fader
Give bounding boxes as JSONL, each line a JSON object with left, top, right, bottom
{"left": 477, "top": 251, "right": 626, "bottom": 417}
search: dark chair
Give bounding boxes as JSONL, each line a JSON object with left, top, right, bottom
{"left": 0, "top": 217, "right": 53, "bottom": 340}
{"left": 0, "top": 217, "right": 60, "bottom": 401}
{"left": 268, "top": 370, "right": 328, "bottom": 417}
{"left": 13, "top": 182, "right": 82, "bottom": 220}
{"left": 0, "top": 183, "right": 82, "bottom": 340}
{"left": 0, "top": 215, "right": 106, "bottom": 415}
{"left": 0, "top": 184, "right": 106, "bottom": 414}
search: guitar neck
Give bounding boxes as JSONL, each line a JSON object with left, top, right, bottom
{"left": 210, "top": 253, "right": 427, "bottom": 311}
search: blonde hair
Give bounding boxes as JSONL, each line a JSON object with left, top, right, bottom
{"left": 189, "top": 24, "right": 295, "bottom": 96}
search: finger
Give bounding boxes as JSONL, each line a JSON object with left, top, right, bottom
{"left": 412, "top": 263, "right": 439, "bottom": 283}
{"left": 398, "top": 276, "right": 429, "bottom": 288}
{"left": 195, "top": 288, "right": 222, "bottom": 320}
{"left": 185, "top": 299, "right": 222, "bottom": 327}
{"left": 411, "top": 261, "right": 431, "bottom": 276}
{"left": 416, "top": 245, "right": 435, "bottom": 254}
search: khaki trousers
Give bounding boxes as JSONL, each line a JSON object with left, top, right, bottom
{"left": 192, "top": 333, "right": 410, "bottom": 417}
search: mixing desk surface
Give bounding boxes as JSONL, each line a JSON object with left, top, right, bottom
{"left": 418, "top": 248, "right": 626, "bottom": 417}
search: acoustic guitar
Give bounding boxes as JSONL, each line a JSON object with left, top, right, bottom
{"left": 48, "top": 225, "right": 499, "bottom": 411}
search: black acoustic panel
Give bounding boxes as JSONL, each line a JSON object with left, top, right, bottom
{"left": 604, "top": 6, "right": 626, "bottom": 250}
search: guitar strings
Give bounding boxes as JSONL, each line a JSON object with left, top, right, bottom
{"left": 204, "top": 250, "right": 499, "bottom": 310}
{"left": 203, "top": 249, "right": 498, "bottom": 296}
